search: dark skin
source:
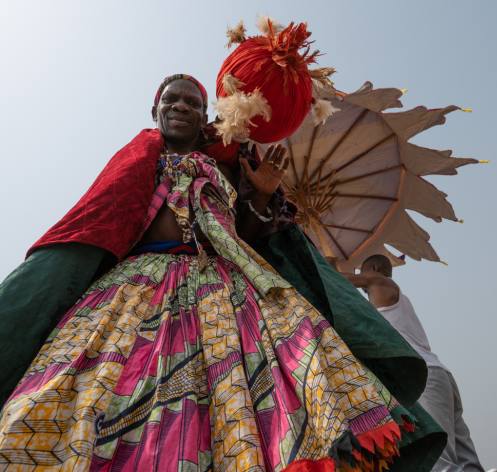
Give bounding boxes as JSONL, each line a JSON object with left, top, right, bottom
{"left": 141, "top": 79, "right": 289, "bottom": 245}
{"left": 344, "top": 260, "right": 400, "bottom": 309}
{"left": 153, "top": 79, "right": 207, "bottom": 154}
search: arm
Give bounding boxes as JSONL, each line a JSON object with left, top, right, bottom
{"left": 343, "top": 271, "right": 400, "bottom": 308}
{"left": 344, "top": 273, "right": 374, "bottom": 288}
{"left": 343, "top": 271, "right": 395, "bottom": 288}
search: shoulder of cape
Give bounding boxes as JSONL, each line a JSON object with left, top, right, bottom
{"left": 109, "top": 128, "right": 163, "bottom": 160}
{"left": 131, "top": 128, "right": 163, "bottom": 145}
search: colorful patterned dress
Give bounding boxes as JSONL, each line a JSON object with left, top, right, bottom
{"left": 0, "top": 152, "right": 409, "bottom": 471}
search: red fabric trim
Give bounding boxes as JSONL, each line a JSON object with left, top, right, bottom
{"left": 153, "top": 74, "right": 208, "bottom": 110}
{"left": 283, "top": 420, "right": 404, "bottom": 472}
{"left": 401, "top": 417, "right": 416, "bottom": 433}
{"left": 283, "top": 458, "right": 335, "bottom": 472}
{"left": 356, "top": 420, "right": 401, "bottom": 454}
{"left": 27, "top": 129, "right": 164, "bottom": 260}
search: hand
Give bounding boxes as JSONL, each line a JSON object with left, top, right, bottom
{"left": 240, "top": 144, "right": 289, "bottom": 197}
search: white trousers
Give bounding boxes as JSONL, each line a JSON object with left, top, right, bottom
{"left": 418, "top": 366, "right": 484, "bottom": 472}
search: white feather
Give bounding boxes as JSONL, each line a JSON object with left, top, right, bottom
{"left": 312, "top": 99, "right": 340, "bottom": 126}
{"left": 256, "top": 16, "right": 283, "bottom": 35}
{"left": 226, "top": 20, "right": 246, "bottom": 48}
{"left": 222, "top": 74, "right": 245, "bottom": 95}
{"left": 214, "top": 90, "right": 272, "bottom": 145}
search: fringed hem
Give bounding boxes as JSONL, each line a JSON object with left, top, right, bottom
{"left": 401, "top": 415, "right": 416, "bottom": 433}
{"left": 283, "top": 418, "right": 413, "bottom": 472}
{"left": 283, "top": 457, "right": 335, "bottom": 472}
{"left": 349, "top": 421, "right": 401, "bottom": 471}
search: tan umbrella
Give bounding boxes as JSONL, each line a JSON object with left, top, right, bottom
{"left": 258, "top": 81, "right": 483, "bottom": 271}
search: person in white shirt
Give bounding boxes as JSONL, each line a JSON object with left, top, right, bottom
{"left": 346, "top": 254, "right": 484, "bottom": 472}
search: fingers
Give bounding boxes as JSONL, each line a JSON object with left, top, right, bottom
{"left": 262, "top": 145, "right": 276, "bottom": 163}
{"left": 239, "top": 158, "right": 254, "bottom": 177}
{"left": 281, "top": 156, "right": 290, "bottom": 172}
{"left": 251, "top": 144, "right": 258, "bottom": 161}
{"left": 264, "top": 144, "right": 288, "bottom": 170}
{"left": 272, "top": 145, "right": 286, "bottom": 167}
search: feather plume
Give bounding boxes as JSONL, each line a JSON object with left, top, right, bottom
{"left": 226, "top": 21, "right": 246, "bottom": 48}
{"left": 310, "top": 67, "right": 336, "bottom": 87}
{"left": 256, "top": 16, "right": 284, "bottom": 35}
{"left": 312, "top": 99, "right": 340, "bottom": 125}
{"left": 222, "top": 74, "right": 245, "bottom": 95}
{"left": 312, "top": 79, "right": 337, "bottom": 100}
{"left": 309, "top": 67, "right": 336, "bottom": 80}
{"left": 214, "top": 89, "right": 271, "bottom": 145}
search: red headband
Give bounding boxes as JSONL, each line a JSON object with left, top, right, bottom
{"left": 153, "top": 74, "right": 208, "bottom": 111}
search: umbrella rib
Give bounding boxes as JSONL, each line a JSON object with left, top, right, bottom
{"left": 286, "top": 137, "right": 299, "bottom": 185}
{"left": 315, "top": 193, "right": 336, "bottom": 214}
{"left": 314, "top": 170, "right": 337, "bottom": 211}
{"left": 318, "top": 133, "right": 396, "bottom": 184}
{"left": 311, "top": 152, "right": 328, "bottom": 209}
{"left": 334, "top": 192, "right": 398, "bottom": 202}
{"left": 309, "top": 108, "right": 369, "bottom": 181}
{"left": 319, "top": 185, "right": 400, "bottom": 212}
{"left": 323, "top": 223, "right": 373, "bottom": 234}
{"left": 336, "top": 133, "right": 396, "bottom": 174}
{"left": 300, "top": 125, "right": 320, "bottom": 189}
{"left": 312, "top": 164, "right": 403, "bottom": 190}
{"left": 321, "top": 225, "right": 348, "bottom": 259}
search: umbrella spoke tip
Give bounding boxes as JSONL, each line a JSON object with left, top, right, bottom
{"left": 479, "top": 159, "right": 490, "bottom": 164}
{"left": 460, "top": 107, "right": 473, "bottom": 113}
{"left": 400, "top": 88, "right": 408, "bottom": 95}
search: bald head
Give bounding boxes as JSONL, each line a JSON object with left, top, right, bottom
{"left": 361, "top": 254, "right": 393, "bottom": 277}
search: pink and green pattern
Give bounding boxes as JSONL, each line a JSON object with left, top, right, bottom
{"left": 0, "top": 153, "right": 409, "bottom": 471}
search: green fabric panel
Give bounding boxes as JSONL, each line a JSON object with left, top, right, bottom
{"left": 254, "top": 225, "right": 427, "bottom": 406}
{"left": 390, "top": 402, "right": 447, "bottom": 472}
{"left": 0, "top": 244, "right": 106, "bottom": 406}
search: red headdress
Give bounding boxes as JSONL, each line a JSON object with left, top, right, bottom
{"left": 214, "top": 18, "right": 329, "bottom": 144}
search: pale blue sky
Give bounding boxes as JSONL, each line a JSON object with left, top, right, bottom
{"left": 0, "top": 0, "right": 495, "bottom": 468}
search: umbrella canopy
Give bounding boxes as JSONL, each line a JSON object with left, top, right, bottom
{"left": 258, "top": 82, "right": 479, "bottom": 271}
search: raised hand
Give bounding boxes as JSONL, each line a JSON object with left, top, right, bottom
{"left": 240, "top": 144, "right": 289, "bottom": 197}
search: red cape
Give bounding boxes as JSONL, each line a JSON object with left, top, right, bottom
{"left": 28, "top": 129, "right": 164, "bottom": 260}
{"left": 28, "top": 128, "right": 241, "bottom": 260}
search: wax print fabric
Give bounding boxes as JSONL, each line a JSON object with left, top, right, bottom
{"left": 1, "top": 153, "right": 411, "bottom": 471}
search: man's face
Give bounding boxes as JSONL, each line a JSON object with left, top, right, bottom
{"left": 155, "top": 79, "right": 207, "bottom": 147}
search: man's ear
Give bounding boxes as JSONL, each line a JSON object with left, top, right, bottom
{"left": 151, "top": 105, "right": 158, "bottom": 122}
